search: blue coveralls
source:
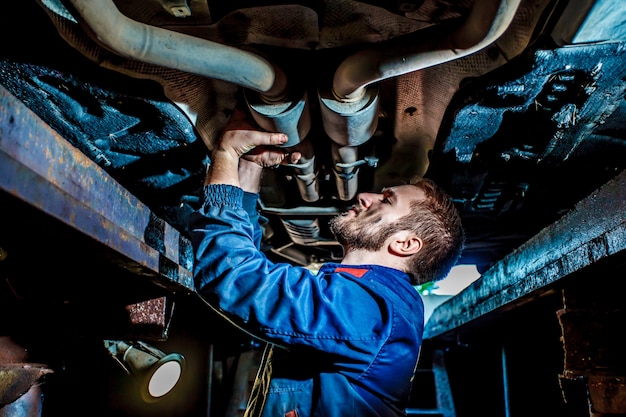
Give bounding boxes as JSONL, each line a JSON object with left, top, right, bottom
{"left": 188, "top": 184, "right": 425, "bottom": 417}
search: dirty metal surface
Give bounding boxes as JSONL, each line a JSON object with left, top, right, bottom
{"left": 0, "top": 364, "right": 52, "bottom": 406}
{"left": 558, "top": 286, "right": 626, "bottom": 414}
{"left": 0, "top": 85, "right": 194, "bottom": 291}
{"left": 425, "top": 168, "right": 626, "bottom": 340}
{"left": 124, "top": 296, "right": 174, "bottom": 340}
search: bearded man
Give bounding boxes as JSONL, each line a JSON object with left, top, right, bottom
{"left": 188, "top": 110, "right": 464, "bottom": 417}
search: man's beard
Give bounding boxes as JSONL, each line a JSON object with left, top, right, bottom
{"left": 329, "top": 212, "right": 393, "bottom": 252}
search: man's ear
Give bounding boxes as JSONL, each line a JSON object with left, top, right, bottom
{"left": 389, "top": 231, "right": 422, "bottom": 257}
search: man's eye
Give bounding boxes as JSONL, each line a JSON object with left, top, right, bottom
{"left": 381, "top": 197, "right": 390, "bottom": 204}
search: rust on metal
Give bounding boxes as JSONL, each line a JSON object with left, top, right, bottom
{"left": 0, "top": 364, "right": 53, "bottom": 406}
{"left": 558, "top": 287, "right": 626, "bottom": 414}
{"left": 124, "top": 296, "right": 173, "bottom": 340}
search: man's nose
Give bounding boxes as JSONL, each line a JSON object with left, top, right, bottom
{"left": 357, "top": 192, "right": 376, "bottom": 208}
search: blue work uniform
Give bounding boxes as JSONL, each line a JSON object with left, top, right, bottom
{"left": 188, "top": 184, "right": 425, "bottom": 417}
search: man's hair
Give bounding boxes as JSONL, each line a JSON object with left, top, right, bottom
{"left": 392, "top": 178, "right": 465, "bottom": 285}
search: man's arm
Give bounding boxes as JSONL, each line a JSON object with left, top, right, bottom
{"left": 203, "top": 156, "right": 263, "bottom": 192}
{"left": 239, "top": 159, "right": 264, "bottom": 247}
{"left": 205, "top": 106, "right": 297, "bottom": 188}
{"left": 206, "top": 129, "right": 288, "bottom": 186}
{"left": 238, "top": 159, "right": 264, "bottom": 194}
{"left": 189, "top": 121, "right": 386, "bottom": 351}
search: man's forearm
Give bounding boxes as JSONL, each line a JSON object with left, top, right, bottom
{"left": 238, "top": 159, "right": 263, "bottom": 194}
{"left": 206, "top": 148, "right": 240, "bottom": 187}
{"left": 204, "top": 152, "right": 264, "bottom": 193}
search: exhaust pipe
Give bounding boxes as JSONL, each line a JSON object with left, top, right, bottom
{"left": 331, "top": 0, "right": 522, "bottom": 102}
{"left": 64, "top": 0, "right": 519, "bottom": 203}
{"left": 321, "top": 0, "right": 521, "bottom": 195}
{"left": 66, "top": 0, "right": 320, "bottom": 200}
{"left": 67, "top": 0, "right": 287, "bottom": 99}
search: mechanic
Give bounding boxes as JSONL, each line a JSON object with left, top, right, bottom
{"left": 188, "top": 109, "right": 465, "bottom": 417}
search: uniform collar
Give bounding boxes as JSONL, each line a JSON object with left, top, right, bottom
{"left": 320, "top": 263, "right": 412, "bottom": 283}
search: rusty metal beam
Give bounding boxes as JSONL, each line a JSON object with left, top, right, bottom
{"left": 425, "top": 168, "right": 626, "bottom": 339}
{"left": 0, "top": 85, "right": 193, "bottom": 292}
{"left": 557, "top": 285, "right": 626, "bottom": 415}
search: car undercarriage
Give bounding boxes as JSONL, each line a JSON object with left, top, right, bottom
{"left": 1, "top": 0, "right": 625, "bottom": 416}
